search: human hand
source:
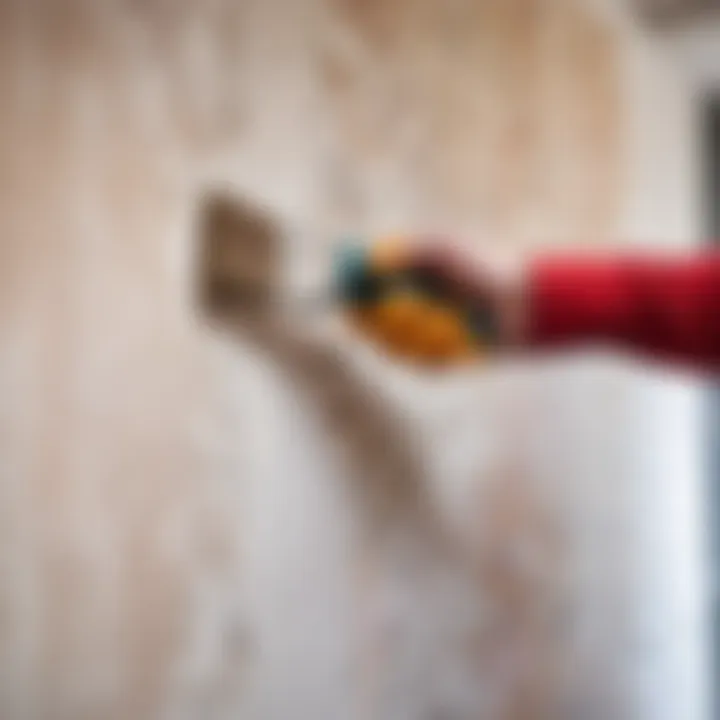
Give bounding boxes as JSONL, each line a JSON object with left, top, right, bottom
{"left": 342, "top": 237, "right": 527, "bottom": 366}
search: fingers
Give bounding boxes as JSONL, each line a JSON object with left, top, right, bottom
{"left": 406, "top": 237, "right": 496, "bottom": 306}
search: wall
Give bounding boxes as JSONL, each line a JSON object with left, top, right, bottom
{"left": 0, "top": 1, "right": 706, "bottom": 719}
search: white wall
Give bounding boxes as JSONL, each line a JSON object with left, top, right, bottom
{"left": 0, "top": 2, "right": 710, "bottom": 719}
{"left": 619, "top": 19, "right": 709, "bottom": 720}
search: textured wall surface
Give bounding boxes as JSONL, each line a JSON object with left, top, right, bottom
{"left": 0, "top": 1, "right": 705, "bottom": 719}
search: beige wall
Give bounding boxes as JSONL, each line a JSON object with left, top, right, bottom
{"left": 0, "top": 1, "right": 705, "bottom": 719}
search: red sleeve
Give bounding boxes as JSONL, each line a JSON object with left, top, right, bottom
{"left": 528, "top": 254, "right": 720, "bottom": 369}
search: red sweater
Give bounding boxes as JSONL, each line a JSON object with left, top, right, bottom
{"left": 529, "top": 255, "right": 720, "bottom": 370}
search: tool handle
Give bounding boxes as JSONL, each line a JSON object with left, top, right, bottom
{"left": 334, "top": 242, "right": 498, "bottom": 366}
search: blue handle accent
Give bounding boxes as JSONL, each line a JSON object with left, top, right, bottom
{"left": 334, "top": 245, "right": 382, "bottom": 304}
